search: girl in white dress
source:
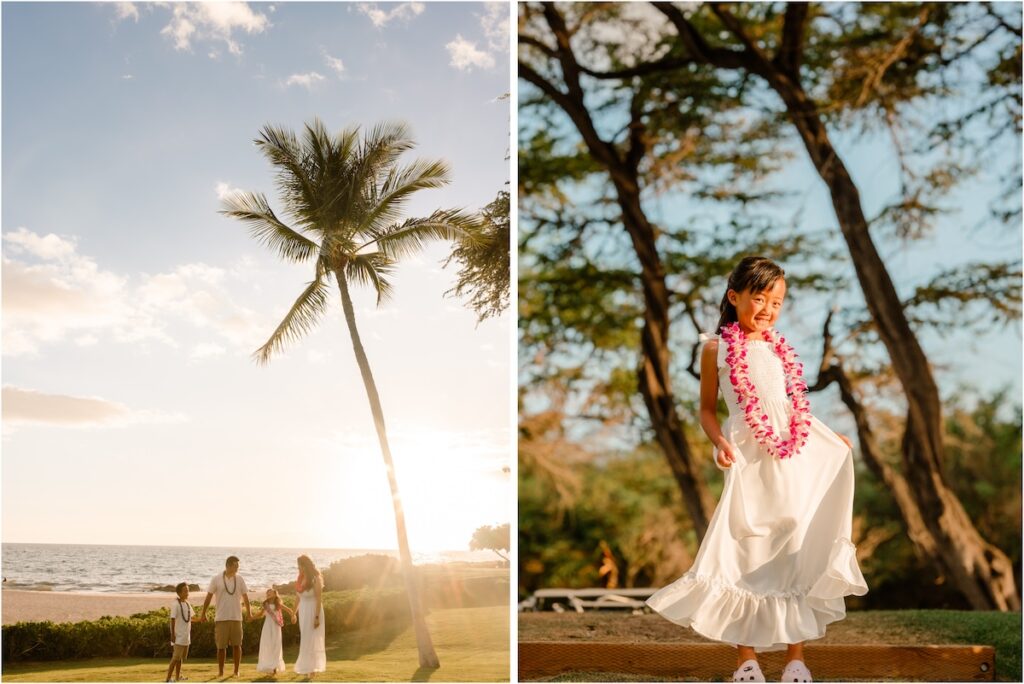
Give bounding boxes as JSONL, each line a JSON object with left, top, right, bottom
{"left": 293, "top": 555, "right": 326, "bottom": 679}
{"left": 254, "top": 588, "right": 295, "bottom": 675}
{"left": 647, "top": 256, "right": 868, "bottom": 683}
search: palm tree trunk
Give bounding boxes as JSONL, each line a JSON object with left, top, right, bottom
{"left": 335, "top": 269, "right": 440, "bottom": 668}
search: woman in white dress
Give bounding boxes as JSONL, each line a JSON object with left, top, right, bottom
{"left": 254, "top": 588, "right": 295, "bottom": 675}
{"left": 293, "top": 555, "right": 326, "bottom": 679}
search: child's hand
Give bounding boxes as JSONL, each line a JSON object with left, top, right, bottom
{"left": 715, "top": 442, "right": 737, "bottom": 469}
{"left": 291, "top": 614, "right": 297, "bottom": 625}
{"left": 836, "top": 432, "right": 854, "bottom": 450}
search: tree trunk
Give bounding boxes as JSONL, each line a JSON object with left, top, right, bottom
{"left": 613, "top": 178, "right": 716, "bottom": 540}
{"left": 519, "top": 7, "right": 717, "bottom": 538}
{"left": 336, "top": 270, "right": 441, "bottom": 667}
{"left": 766, "top": 69, "right": 1019, "bottom": 610}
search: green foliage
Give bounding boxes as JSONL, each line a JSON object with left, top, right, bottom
{"left": 1, "top": 591, "right": 410, "bottom": 663}
{"left": 519, "top": 429, "right": 725, "bottom": 599}
{"left": 316, "top": 554, "right": 509, "bottom": 608}
{"left": 470, "top": 524, "right": 511, "bottom": 561}
{"left": 321, "top": 554, "right": 400, "bottom": 592}
{"left": 222, "top": 118, "right": 478, "bottom": 364}
{"left": 444, "top": 189, "right": 511, "bottom": 322}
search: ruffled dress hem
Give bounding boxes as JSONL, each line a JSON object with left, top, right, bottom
{"left": 646, "top": 537, "right": 867, "bottom": 652}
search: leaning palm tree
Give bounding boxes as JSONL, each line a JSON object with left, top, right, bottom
{"left": 222, "top": 118, "right": 479, "bottom": 668}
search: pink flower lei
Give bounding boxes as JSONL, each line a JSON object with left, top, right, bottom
{"left": 720, "top": 322, "right": 811, "bottom": 460}
{"left": 269, "top": 603, "right": 284, "bottom": 627}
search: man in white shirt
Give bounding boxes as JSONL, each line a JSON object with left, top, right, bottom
{"left": 201, "top": 555, "right": 252, "bottom": 677}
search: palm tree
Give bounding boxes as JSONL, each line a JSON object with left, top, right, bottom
{"left": 222, "top": 119, "right": 479, "bottom": 668}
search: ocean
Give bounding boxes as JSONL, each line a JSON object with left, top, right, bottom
{"left": 1, "top": 543, "right": 495, "bottom": 593}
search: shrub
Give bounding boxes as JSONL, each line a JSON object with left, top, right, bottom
{"left": 2, "top": 590, "right": 411, "bottom": 662}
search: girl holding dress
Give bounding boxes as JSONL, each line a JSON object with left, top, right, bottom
{"left": 294, "top": 554, "right": 327, "bottom": 680}
{"left": 254, "top": 588, "right": 295, "bottom": 676}
{"left": 646, "top": 256, "right": 868, "bottom": 683}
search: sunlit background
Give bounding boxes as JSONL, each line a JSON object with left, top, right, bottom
{"left": 2, "top": 1, "right": 511, "bottom": 553}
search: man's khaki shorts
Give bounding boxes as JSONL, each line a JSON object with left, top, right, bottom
{"left": 171, "top": 644, "right": 189, "bottom": 661}
{"left": 215, "top": 620, "right": 243, "bottom": 649}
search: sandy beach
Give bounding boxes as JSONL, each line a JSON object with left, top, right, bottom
{"left": 1, "top": 590, "right": 216, "bottom": 625}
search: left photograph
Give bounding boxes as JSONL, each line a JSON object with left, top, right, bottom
{"left": 1, "top": 2, "right": 511, "bottom": 682}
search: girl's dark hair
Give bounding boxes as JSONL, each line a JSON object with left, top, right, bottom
{"left": 716, "top": 256, "right": 785, "bottom": 333}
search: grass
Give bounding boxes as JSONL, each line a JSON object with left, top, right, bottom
{"left": 519, "top": 609, "right": 1022, "bottom": 682}
{"left": 2, "top": 605, "right": 509, "bottom": 682}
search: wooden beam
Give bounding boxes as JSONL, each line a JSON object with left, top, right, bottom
{"left": 519, "top": 642, "right": 996, "bottom": 681}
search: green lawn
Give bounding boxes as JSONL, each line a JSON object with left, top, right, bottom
{"left": 519, "top": 609, "right": 1022, "bottom": 682}
{"left": 2, "top": 605, "right": 509, "bottom": 682}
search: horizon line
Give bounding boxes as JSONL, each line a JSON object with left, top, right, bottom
{"left": 1, "top": 541, "right": 484, "bottom": 554}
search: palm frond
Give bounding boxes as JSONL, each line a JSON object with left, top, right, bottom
{"left": 360, "top": 121, "right": 415, "bottom": 181}
{"left": 345, "top": 252, "right": 396, "bottom": 305}
{"left": 256, "top": 125, "right": 317, "bottom": 225}
{"left": 220, "top": 191, "right": 320, "bottom": 262}
{"left": 363, "top": 158, "right": 453, "bottom": 229}
{"left": 358, "top": 208, "right": 482, "bottom": 259}
{"left": 253, "top": 259, "right": 331, "bottom": 365}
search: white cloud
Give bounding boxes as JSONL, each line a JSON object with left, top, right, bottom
{"left": 2, "top": 386, "right": 185, "bottom": 429}
{"left": 2, "top": 228, "right": 266, "bottom": 358}
{"left": 4, "top": 227, "right": 78, "bottom": 261}
{"left": 446, "top": 35, "right": 495, "bottom": 72}
{"left": 356, "top": 2, "right": 424, "bottom": 28}
{"left": 215, "top": 181, "right": 244, "bottom": 201}
{"left": 443, "top": 5, "right": 506, "bottom": 73}
{"left": 285, "top": 72, "right": 325, "bottom": 89}
{"left": 160, "top": 2, "right": 270, "bottom": 56}
{"left": 479, "top": 2, "right": 508, "bottom": 51}
{"left": 323, "top": 52, "right": 345, "bottom": 77}
{"left": 114, "top": 2, "right": 140, "bottom": 22}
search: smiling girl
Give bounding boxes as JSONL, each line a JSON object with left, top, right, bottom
{"left": 646, "top": 256, "right": 868, "bottom": 683}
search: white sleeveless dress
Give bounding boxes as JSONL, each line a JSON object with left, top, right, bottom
{"left": 256, "top": 605, "right": 286, "bottom": 673}
{"left": 646, "top": 334, "right": 868, "bottom": 652}
{"left": 293, "top": 587, "right": 326, "bottom": 674}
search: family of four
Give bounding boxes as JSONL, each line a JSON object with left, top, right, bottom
{"left": 166, "top": 555, "right": 327, "bottom": 682}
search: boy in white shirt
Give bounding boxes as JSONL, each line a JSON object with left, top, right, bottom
{"left": 166, "top": 582, "right": 203, "bottom": 683}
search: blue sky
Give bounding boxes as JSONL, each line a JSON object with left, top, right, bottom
{"left": 3, "top": 1, "right": 511, "bottom": 551}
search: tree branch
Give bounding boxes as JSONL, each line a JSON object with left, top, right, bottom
{"left": 518, "top": 32, "right": 558, "bottom": 59}
{"left": 775, "top": 3, "right": 809, "bottom": 77}
{"left": 653, "top": 2, "right": 754, "bottom": 71}
{"left": 709, "top": 3, "right": 774, "bottom": 68}
{"left": 577, "top": 56, "right": 697, "bottom": 80}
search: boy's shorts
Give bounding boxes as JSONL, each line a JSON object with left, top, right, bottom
{"left": 171, "top": 644, "right": 189, "bottom": 661}
{"left": 215, "top": 620, "right": 243, "bottom": 649}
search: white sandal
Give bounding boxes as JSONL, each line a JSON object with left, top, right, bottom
{"left": 732, "top": 659, "right": 765, "bottom": 682}
{"left": 781, "top": 659, "right": 813, "bottom": 682}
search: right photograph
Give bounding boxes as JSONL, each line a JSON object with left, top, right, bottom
{"left": 517, "top": 3, "right": 1023, "bottom": 683}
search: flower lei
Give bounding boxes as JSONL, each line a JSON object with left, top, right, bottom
{"left": 720, "top": 322, "right": 811, "bottom": 459}
{"left": 269, "top": 603, "right": 284, "bottom": 627}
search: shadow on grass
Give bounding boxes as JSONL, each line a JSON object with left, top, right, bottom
{"left": 410, "top": 665, "right": 440, "bottom": 682}
{"left": 323, "top": 616, "right": 410, "bottom": 661}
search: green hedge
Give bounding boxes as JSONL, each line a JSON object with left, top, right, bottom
{"left": 2, "top": 589, "right": 410, "bottom": 662}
